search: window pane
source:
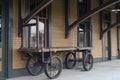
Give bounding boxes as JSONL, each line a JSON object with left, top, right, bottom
{"left": 23, "top": 27, "right": 29, "bottom": 48}
{"left": 30, "top": 26, "right": 36, "bottom": 48}
{"left": 28, "top": 19, "right": 36, "bottom": 24}
{"left": 79, "top": 32, "right": 84, "bottom": 47}
{"left": 78, "top": 22, "right": 92, "bottom": 47}
{"left": 39, "top": 21, "right": 44, "bottom": 48}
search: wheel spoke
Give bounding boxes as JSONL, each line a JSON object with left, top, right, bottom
{"left": 83, "top": 53, "right": 93, "bottom": 71}
{"left": 65, "top": 52, "right": 76, "bottom": 69}
{"left": 26, "top": 56, "right": 43, "bottom": 76}
{"left": 44, "top": 56, "right": 62, "bottom": 79}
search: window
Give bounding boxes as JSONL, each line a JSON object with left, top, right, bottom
{"left": 19, "top": 0, "right": 49, "bottom": 48}
{"left": 78, "top": 0, "right": 92, "bottom": 47}
{"left": 78, "top": 0, "right": 90, "bottom": 17}
{"left": 23, "top": 19, "right": 45, "bottom": 48}
{"left": 78, "top": 22, "right": 92, "bottom": 47}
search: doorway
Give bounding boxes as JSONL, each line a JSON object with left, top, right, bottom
{"left": 102, "top": 23, "right": 112, "bottom": 61}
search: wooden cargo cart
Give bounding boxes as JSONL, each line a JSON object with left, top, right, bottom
{"left": 18, "top": 0, "right": 120, "bottom": 79}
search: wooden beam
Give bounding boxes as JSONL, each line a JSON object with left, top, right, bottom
{"left": 23, "top": 0, "right": 53, "bottom": 26}
{"left": 65, "top": 0, "right": 70, "bottom": 38}
{"left": 103, "top": 21, "right": 120, "bottom": 34}
{"left": 69, "top": 0, "right": 120, "bottom": 31}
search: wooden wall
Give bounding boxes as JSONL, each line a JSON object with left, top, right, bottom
{"left": 13, "top": 0, "right": 26, "bottom": 69}
{"left": 111, "top": 13, "right": 118, "bottom": 57}
{"left": 52, "top": 0, "right": 77, "bottom": 47}
{"left": 11, "top": 0, "right": 119, "bottom": 70}
{"left": 91, "top": 0, "right": 118, "bottom": 58}
{"left": 91, "top": 0, "right": 102, "bottom": 58}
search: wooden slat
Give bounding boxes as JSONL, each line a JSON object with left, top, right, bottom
{"left": 19, "top": 47, "right": 92, "bottom": 53}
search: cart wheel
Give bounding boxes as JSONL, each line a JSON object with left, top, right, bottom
{"left": 26, "top": 56, "right": 43, "bottom": 76}
{"left": 65, "top": 52, "right": 76, "bottom": 69}
{"left": 83, "top": 53, "right": 93, "bottom": 71}
{"left": 44, "top": 56, "right": 63, "bottom": 79}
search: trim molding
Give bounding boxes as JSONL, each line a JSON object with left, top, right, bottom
{"left": 1, "top": 0, "right": 13, "bottom": 78}
{"left": 12, "top": 68, "right": 29, "bottom": 78}
{"left": 7, "top": 0, "right": 13, "bottom": 78}
{"left": 112, "top": 56, "right": 119, "bottom": 60}
{"left": 48, "top": 4, "right": 52, "bottom": 47}
{"left": 94, "top": 58, "right": 103, "bottom": 63}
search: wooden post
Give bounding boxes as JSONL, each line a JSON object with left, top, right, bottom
{"left": 36, "top": 16, "right": 40, "bottom": 49}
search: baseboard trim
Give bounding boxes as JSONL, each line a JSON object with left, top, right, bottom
{"left": 12, "top": 68, "right": 29, "bottom": 78}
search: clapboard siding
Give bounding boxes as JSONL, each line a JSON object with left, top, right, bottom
{"left": 52, "top": 0, "right": 77, "bottom": 47}
{"left": 11, "top": 0, "right": 119, "bottom": 70}
{"left": 111, "top": 13, "right": 118, "bottom": 57}
{"left": 91, "top": 0, "right": 102, "bottom": 58}
{"left": 13, "top": 0, "right": 26, "bottom": 69}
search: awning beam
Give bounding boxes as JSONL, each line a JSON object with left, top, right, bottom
{"left": 23, "top": 0, "right": 53, "bottom": 26}
{"left": 66, "top": 0, "right": 120, "bottom": 38}
{"left": 102, "top": 21, "right": 120, "bottom": 35}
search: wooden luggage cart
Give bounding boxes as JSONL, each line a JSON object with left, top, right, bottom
{"left": 18, "top": 0, "right": 94, "bottom": 79}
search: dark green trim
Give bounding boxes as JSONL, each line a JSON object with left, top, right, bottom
{"left": 0, "top": 0, "right": 4, "bottom": 77}
{"left": 12, "top": 68, "right": 29, "bottom": 78}
{"left": 99, "top": 9, "right": 103, "bottom": 39}
{"left": 94, "top": 58, "right": 103, "bottom": 63}
{"left": 18, "top": 0, "right": 22, "bottom": 37}
{"left": 65, "top": 0, "right": 70, "bottom": 38}
{"left": 7, "top": 0, "right": 13, "bottom": 78}
{"left": 108, "top": 31, "right": 112, "bottom": 60}
{"left": 99, "top": 0, "right": 104, "bottom": 39}
{"left": 48, "top": 4, "right": 52, "bottom": 47}
{"left": 112, "top": 56, "right": 119, "bottom": 60}
{"left": 94, "top": 56, "right": 119, "bottom": 63}
{"left": 25, "top": 0, "right": 29, "bottom": 17}
{"left": 2, "top": 0, "right": 13, "bottom": 78}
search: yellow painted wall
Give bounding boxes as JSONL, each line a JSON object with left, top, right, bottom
{"left": 52, "top": 0, "right": 77, "bottom": 47}
{"left": 11, "top": 0, "right": 119, "bottom": 70}
{"left": 91, "top": 0, "right": 102, "bottom": 58}
{"left": 13, "top": 0, "right": 26, "bottom": 69}
{"left": 111, "top": 13, "right": 118, "bottom": 57}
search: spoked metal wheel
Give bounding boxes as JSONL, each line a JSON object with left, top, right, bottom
{"left": 65, "top": 52, "right": 76, "bottom": 69}
{"left": 44, "top": 56, "right": 63, "bottom": 79}
{"left": 83, "top": 53, "right": 93, "bottom": 71}
{"left": 26, "top": 56, "right": 43, "bottom": 76}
